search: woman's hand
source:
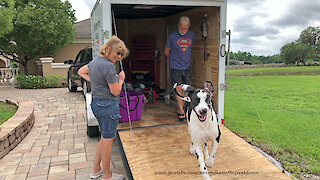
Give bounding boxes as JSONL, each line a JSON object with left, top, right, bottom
{"left": 118, "top": 71, "right": 125, "bottom": 82}
{"left": 109, "top": 71, "right": 125, "bottom": 96}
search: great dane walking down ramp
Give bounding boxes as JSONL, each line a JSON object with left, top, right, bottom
{"left": 174, "top": 81, "right": 220, "bottom": 180}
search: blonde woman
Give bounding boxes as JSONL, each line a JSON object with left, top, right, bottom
{"left": 78, "top": 36, "right": 128, "bottom": 180}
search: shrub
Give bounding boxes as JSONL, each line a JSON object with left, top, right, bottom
{"left": 16, "top": 74, "right": 67, "bottom": 89}
{"left": 45, "top": 74, "right": 66, "bottom": 88}
{"left": 16, "top": 75, "right": 45, "bottom": 89}
{"left": 10, "top": 62, "right": 19, "bottom": 68}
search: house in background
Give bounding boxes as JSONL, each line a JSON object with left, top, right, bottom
{"left": 54, "top": 18, "right": 91, "bottom": 63}
{"left": 27, "top": 18, "right": 91, "bottom": 76}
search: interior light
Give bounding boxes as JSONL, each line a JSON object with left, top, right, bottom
{"left": 133, "top": 5, "right": 157, "bottom": 9}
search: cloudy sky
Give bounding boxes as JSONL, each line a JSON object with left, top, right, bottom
{"left": 64, "top": 0, "right": 320, "bottom": 56}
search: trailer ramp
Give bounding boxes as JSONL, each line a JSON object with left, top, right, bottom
{"left": 116, "top": 102, "right": 290, "bottom": 180}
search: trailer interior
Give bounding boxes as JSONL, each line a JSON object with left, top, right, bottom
{"left": 112, "top": 4, "right": 220, "bottom": 109}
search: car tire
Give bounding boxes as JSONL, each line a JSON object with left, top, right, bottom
{"left": 68, "top": 74, "right": 77, "bottom": 92}
{"left": 87, "top": 125, "right": 100, "bottom": 137}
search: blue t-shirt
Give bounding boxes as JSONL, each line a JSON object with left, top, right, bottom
{"left": 165, "top": 30, "right": 194, "bottom": 70}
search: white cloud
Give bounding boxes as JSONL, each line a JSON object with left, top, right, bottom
{"left": 84, "top": 0, "right": 96, "bottom": 10}
{"left": 227, "top": 0, "right": 320, "bottom": 55}
{"left": 62, "top": 0, "right": 92, "bottom": 22}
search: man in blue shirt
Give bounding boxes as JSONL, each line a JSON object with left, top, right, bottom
{"left": 165, "top": 16, "right": 194, "bottom": 121}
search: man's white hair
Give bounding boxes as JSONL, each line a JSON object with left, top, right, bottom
{"left": 178, "top": 16, "right": 190, "bottom": 26}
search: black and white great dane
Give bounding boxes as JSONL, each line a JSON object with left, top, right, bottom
{"left": 173, "top": 81, "right": 221, "bottom": 180}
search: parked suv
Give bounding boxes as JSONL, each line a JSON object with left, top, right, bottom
{"left": 64, "top": 46, "right": 100, "bottom": 137}
{"left": 64, "top": 46, "right": 92, "bottom": 95}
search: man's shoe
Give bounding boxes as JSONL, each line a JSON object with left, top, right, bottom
{"left": 90, "top": 170, "right": 103, "bottom": 179}
{"left": 177, "top": 113, "right": 186, "bottom": 121}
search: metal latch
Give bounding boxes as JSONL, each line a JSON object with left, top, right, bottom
{"left": 222, "top": 30, "right": 231, "bottom": 38}
{"left": 220, "top": 83, "right": 227, "bottom": 91}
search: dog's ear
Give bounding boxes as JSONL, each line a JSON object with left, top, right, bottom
{"left": 181, "top": 84, "right": 196, "bottom": 95}
{"left": 203, "top": 81, "right": 214, "bottom": 94}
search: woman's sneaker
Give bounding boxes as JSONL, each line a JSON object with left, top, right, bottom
{"left": 102, "top": 173, "right": 125, "bottom": 180}
{"left": 90, "top": 170, "right": 103, "bottom": 179}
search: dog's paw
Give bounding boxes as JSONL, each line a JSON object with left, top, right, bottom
{"left": 201, "top": 174, "right": 211, "bottom": 180}
{"left": 189, "top": 148, "right": 196, "bottom": 155}
{"left": 205, "top": 159, "right": 214, "bottom": 167}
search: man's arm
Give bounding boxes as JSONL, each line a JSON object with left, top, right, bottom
{"left": 164, "top": 47, "right": 171, "bottom": 59}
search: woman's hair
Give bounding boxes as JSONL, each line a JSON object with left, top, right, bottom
{"left": 99, "top": 35, "right": 129, "bottom": 59}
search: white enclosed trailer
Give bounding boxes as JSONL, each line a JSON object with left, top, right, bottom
{"left": 87, "top": 4, "right": 293, "bottom": 179}
{"left": 90, "top": 0, "right": 228, "bottom": 124}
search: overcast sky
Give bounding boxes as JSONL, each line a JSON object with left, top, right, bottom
{"left": 64, "top": 0, "right": 320, "bottom": 56}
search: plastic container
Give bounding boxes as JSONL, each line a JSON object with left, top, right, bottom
{"left": 143, "top": 90, "right": 156, "bottom": 104}
{"left": 119, "top": 90, "right": 144, "bottom": 122}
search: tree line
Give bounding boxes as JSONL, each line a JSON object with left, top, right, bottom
{"left": 228, "top": 26, "right": 320, "bottom": 65}
{"left": 228, "top": 51, "right": 282, "bottom": 65}
{"left": 281, "top": 26, "right": 319, "bottom": 65}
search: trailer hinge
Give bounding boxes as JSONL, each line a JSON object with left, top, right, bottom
{"left": 222, "top": 30, "right": 226, "bottom": 38}
{"left": 220, "top": 83, "right": 227, "bottom": 91}
{"left": 222, "top": 30, "right": 231, "bottom": 38}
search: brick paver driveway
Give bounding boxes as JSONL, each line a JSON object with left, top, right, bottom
{"left": 0, "top": 87, "right": 126, "bottom": 180}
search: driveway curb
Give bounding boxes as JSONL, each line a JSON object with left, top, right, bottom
{"left": 0, "top": 99, "right": 35, "bottom": 159}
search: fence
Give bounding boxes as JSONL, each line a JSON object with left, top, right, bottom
{"left": 0, "top": 68, "right": 19, "bottom": 85}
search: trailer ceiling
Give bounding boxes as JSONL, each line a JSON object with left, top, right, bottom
{"left": 112, "top": 4, "right": 198, "bottom": 19}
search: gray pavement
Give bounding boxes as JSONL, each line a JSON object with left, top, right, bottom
{"left": 0, "top": 86, "right": 127, "bottom": 180}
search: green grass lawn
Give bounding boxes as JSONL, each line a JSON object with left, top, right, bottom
{"left": 229, "top": 66, "right": 320, "bottom": 76}
{"left": 224, "top": 66, "right": 320, "bottom": 178}
{"left": 0, "top": 102, "right": 18, "bottom": 125}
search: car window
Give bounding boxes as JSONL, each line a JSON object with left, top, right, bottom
{"left": 79, "top": 50, "right": 87, "bottom": 63}
{"left": 86, "top": 48, "right": 92, "bottom": 63}
{"left": 75, "top": 50, "right": 84, "bottom": 64}
{"left": 81, "top": 48, "right": 92, "bottom": 64}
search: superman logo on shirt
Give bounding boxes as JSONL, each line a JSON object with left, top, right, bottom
{"left": 176, "top": 38, "right": 192, "bottom": 52}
